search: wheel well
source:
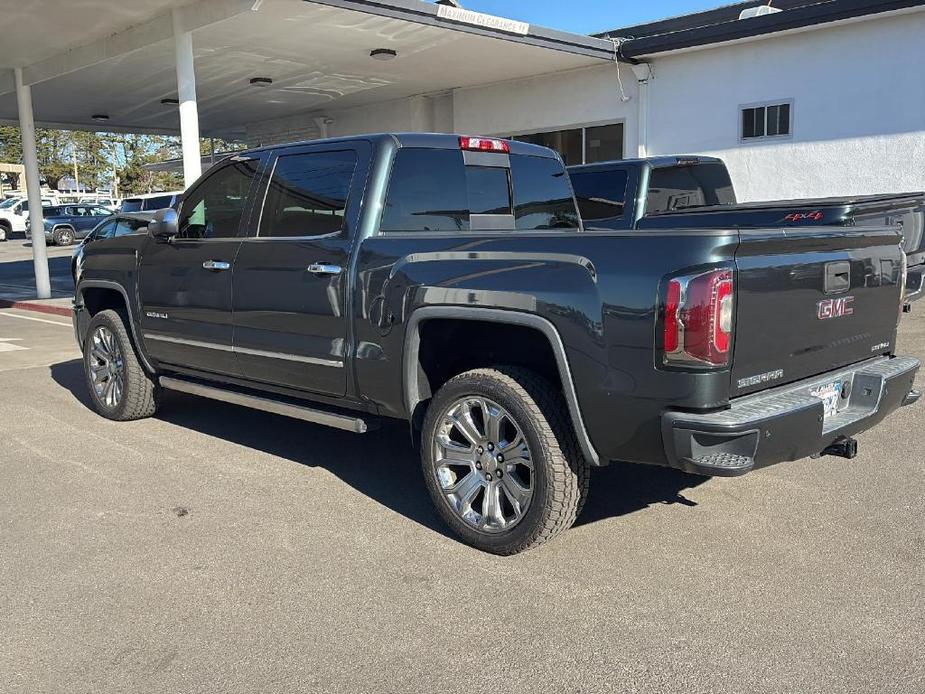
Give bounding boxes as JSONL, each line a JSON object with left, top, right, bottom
{"left": 81, "top": 287, "right": 127, "bottom": 318}
{"left": 0, "top": 219, "right": 10, "bottom": 231}
{"left": 53, "top": 224, "right": 75, "bottom": 233}
{"left": 412, "top": 318, "right": 562, "bottom": 420}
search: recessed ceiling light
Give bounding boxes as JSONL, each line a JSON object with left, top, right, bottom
{"left": 160, "top": 97, "right": 179, "bottom": 105}
{"left": 91, "top": 114, "right": 109, "bottom": 122}
{"left": 370, "top": 48, "right": 397, "bottom": 61}
{"left": 249, "top": 77, "right": 273, "bottom": 87}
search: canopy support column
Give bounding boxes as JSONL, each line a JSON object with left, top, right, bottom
{"left": 15, "top": 68, "right": 50, "bottom": 299}
{"left": 173, "top": 9, "right": 202, "bottom": 188}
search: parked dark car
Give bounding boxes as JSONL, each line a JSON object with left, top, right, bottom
{"left": 568, "top": 156, "right": 925, "bottom": 305}
{"left": 72, "top": 133, "right": 920, "bottom": 554}
{"left": 27, "top": 204, "right": 114, "bottom": 245}
{"left": 71, "top": 212, "right": 155, "bottom": 283}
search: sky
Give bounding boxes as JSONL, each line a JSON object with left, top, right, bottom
{"left": 457, "top": 1, "right": 722, "bottom": 35}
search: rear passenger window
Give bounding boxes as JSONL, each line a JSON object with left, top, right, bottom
{"left": 177, "top": 158, "right": 258, "bottom": 239}
{"left": 509, "top": 156, "right": 580, "bottom": 230}
{"left": 260, "top": 151, "right": 357, "bottom": 238}
{"left": 380, "top": 149, "right": 468, "bottom": 232}
{"left": 570, "top": 169, "right": 629, "bottom": 222}
{"left": 380, "top": 148, "right": 579, "bottom": 233}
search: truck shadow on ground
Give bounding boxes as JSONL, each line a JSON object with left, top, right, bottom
{"left": 50, "top": 359, "right": 706, "bottom": 538}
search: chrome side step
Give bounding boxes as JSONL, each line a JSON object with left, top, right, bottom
{"left": 159, "top": 376, "right": 369, "bottom": 433}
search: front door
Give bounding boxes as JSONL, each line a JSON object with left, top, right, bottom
{"left": 139, "top": 155, "right": 263, "bottom": 376}
{"left": 232, "top": 143, "right": 367, "bottom": 396}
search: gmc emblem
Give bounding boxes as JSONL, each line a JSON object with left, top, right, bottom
{"left": 818, "top": 296, "right": 854, "bottom": 320}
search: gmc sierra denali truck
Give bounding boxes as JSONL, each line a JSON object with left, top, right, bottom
{"left": 568, "top": 156, "right": 925, "bottom": 305}
{"left": 73, "top": 134, "right": 920, "bottom": 555}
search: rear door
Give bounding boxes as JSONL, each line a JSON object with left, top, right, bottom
{"left": 732, "top": 226, "right": 905, "bottom": 396}
{"left": 232, "top": 141, "right": 369, "bottom": 396}
{"left": 138, "top": 155, "right": 264, "bottom": 376}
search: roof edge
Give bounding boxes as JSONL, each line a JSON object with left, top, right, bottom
{"left": 613, "top": 0, "right": 925, "bottom": 59}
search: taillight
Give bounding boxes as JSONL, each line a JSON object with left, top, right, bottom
{"left": 663, "top": 269, "right": 734, "bottom": 367}
{"left": 459, "top": 136, "right": 510, "bottom": 153}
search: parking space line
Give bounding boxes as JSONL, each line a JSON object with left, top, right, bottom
{"left": 0, "top": 311, "right": 71, "bottom": 327}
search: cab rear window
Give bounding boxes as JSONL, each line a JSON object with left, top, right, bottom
{"left": 379, "top": 148, "right": 578, "bottom": 233}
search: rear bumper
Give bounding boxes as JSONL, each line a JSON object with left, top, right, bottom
{"left": 662, "top": 356, "right": 920, "bottom": 476}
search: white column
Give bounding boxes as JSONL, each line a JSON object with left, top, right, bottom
{"left": 630, "top": 63, "right": 653, "bottom": 159}
{"left": 173, "top": 9, "right": 202, "bottom": 188}
{"left": 14, "top": 68, "right": 51, "bottom": 299}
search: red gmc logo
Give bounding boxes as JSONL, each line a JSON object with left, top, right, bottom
{"left": 817, "top": 296, "right": 854, "bottom": 320}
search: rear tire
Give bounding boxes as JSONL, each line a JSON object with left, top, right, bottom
{"left": 83, "top": 309, "right": 159, "bottom": 421}
{"left": 54, "top": 227, "right": 74, "bottom": 245}
{"left": 421, "top": 366, "right": 589, "bottom": 555}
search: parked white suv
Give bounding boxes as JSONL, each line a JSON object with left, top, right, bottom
{"left": 0, "top": 197, "right": 56, "bottom": 241}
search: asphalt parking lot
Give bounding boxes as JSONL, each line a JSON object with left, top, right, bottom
{"left": 0, "top": 237, "right": 75, "bottom": 300}
{"left": 1, "top": 303, "right": 923, "bottom": 693}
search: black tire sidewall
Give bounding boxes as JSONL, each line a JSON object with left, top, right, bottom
{"left": 83, "top": 311, "right": 132, "bottom": 419}
{"left": 422, "top": 371, "right": 556, "bottom": 554}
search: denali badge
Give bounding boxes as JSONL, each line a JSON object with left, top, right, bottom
{"left": 145, "top": 311, "right": 168, "bottom": 320}
{"left": 738, "top": 369, "right": 784, "bottom": 389}
{"left": 817, "top": 296, "right": 854, "bottom": 320}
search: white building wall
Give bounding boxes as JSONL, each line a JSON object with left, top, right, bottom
{"left": 245, "top": 62, "right": 637, "bottom": 156}
{"left": 645, "top": 10, "right": 925, "bottom": 200}
{"left": 452, "top": 63, "right": 637, "bottom": 151}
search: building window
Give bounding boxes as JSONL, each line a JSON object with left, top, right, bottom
{"left": 512, "top": 123, "right": 624, "bottom": 165}
{"left": 741, "top": 101, "right": 792, "bottom": 141}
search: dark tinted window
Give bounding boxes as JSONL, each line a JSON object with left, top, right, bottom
{"left": 178, "top": 159, "right": 258, "bottom": 239}
{"left": 114, "top": 217, "right": 149, "bottom": 237}
{"left": 465, "top": 166, "right": 511, "bottom": 215}
{"left": 584, "top": 124, "right": 624, "bottom": 164}
{"left": 570, "top": 169, "right": 629, "bottom": 222}
{"left": 93, "top": 220, "right": 117, "bottom": 240}
{"left": 121, "top": 199, "right": 143, "bottom": 212}
{"left": 381, "top": 149, "right": 577, "bottom": 233}
{"left": 143, "top": 195, "right": 176, "bottom": 211}
{"left": 510, "top": 155, "right": 579, "bottom": 230}
{"left": 514, "top": 129, "right": 583, "bottom": 166}
{"left": 380, "top": 149, "right": 468, "bottom": 232}
{"left": 646, "top": 163, "right": 736, "bottom": 214}
{"left": 260, "top": 150, "right": 357, "bottom": 238}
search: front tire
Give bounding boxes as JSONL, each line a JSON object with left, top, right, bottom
{"left": 0, "top": 225, "right": 7, "bottom": 242}
{"left": 83, "top": 309, "right": 159, "bottom": 421}
{"left": 421, "top": 367, "right": 589, "bottom": 555}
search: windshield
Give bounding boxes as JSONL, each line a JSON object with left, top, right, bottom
{"left": 0, "top": 198, "right": 19, "bottom": 209}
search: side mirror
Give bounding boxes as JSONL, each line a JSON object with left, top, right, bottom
{"left": 148, "top": 207, "right": 179, "bottom": 241}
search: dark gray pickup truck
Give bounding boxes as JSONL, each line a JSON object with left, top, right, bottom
{"left": 569, "top": 156, "right": 925, "bottom": 305}
{"left": 73, "top": 134, "right": 920, "bottom": 554}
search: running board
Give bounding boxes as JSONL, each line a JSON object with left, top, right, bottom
{"left": 159, "top": 376, "right": 369, "bottom": 433}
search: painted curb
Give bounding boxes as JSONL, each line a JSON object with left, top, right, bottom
{"left": 0, "top": 299, "right": 73, "bottom": 318}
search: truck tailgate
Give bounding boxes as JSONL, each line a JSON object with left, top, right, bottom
{"left": 732, "top": 227, "right": 904, "bottom": 396}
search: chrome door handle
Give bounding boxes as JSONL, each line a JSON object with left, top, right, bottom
{"left": 307, "top": 263, "right": 342, "bottom": 276}
{"left": 202, "top": 260, "right": 231, "bottom": 271}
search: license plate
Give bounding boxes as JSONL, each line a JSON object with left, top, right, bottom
{"left": 811, "top": 381, "right": 842, "bottom": 421}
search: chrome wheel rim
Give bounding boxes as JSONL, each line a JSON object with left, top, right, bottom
{"left": 433, "top": 396, "right": 534, "bottom": 534}
{"left": 88, "top": 326, "right": 125, "bottom": 409}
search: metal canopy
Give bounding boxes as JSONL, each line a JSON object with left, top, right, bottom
{"left": 0, "top": 0, "right": 615, "bottom": 138}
